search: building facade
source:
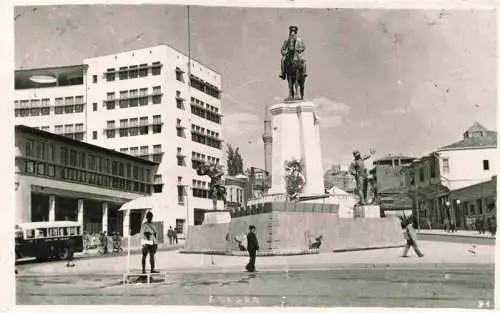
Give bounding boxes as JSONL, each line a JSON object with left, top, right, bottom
{"left": 405, "top": 122, "right": 497, "bottom": 229}
{"left": 323, "top": 165, "right": 356, "bottom": 193}
{"left": 14, "top": 44, "right": 224, "bottom": 236}
{"left": 370, "top": 155, "right": 416, "bottom": 215}
{"left": 224, "top": 174, "right": 249, "bottom": 211}
{"left": 15, "top": 125, "right": 158, "bottom": 236}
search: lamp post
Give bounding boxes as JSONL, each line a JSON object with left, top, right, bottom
{"left": 183, "top": 185, "right": 191, "bottom": 237}
{"left": 456, "top": 199, "right": 461, "bottom": 229}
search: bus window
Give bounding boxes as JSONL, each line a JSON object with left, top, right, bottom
{"left": 49, "top": 228, "right": 58, "bottom": 237}
{"left": 26, "top": 229, "right": 34, "bottom": 239}
{"left": 77, "top": 226, "right": 81, "bottom": 235}
{"left": 36, "top": 229, "right": 47, "bottom": 238}
{"left": 69, "top": 227, "right": 76, "bottom": 236}
{"left": 58, "top": 228, "right": 66, "bottom": 236}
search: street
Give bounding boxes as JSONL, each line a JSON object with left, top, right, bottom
{"left": 17, "top": 265, "right": 494, "bottom": 308}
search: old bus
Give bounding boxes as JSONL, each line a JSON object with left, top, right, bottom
{"left": 15, "top": 221, "right": 84, "bottom": 261}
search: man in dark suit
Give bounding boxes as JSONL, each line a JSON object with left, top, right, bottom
{"left": 246, "top": 225, "right": 259, "bottom": 272}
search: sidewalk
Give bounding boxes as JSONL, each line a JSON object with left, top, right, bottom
{"left": 76, "top": 243, "right": 184, "bottom": 259}
{"left": 19, "top": 240, "right": 494, "bottom": 277}
{"left": 417, "top": 229, "right": 496, "bottom": 239}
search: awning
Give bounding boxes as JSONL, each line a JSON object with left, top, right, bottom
{"left": 118, "top": 193, "right": 170, "bottom": 213}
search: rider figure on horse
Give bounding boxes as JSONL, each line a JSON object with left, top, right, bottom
{"left": 280, "top": 25, "right": 307, "bottom": 80}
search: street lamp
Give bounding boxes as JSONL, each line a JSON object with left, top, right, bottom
{"left": 182, "top": 185, "right": 191, "bottom": 237}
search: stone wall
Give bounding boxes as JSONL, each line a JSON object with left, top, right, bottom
{"left": 184, "top": 204, "right": 404, "bottom": 254}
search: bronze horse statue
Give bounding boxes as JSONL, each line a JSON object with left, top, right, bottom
{"left": 284, "top": 49, "right": 306, "bottom": 101}
{"left": 196, "top": 162, "right": 227, "bottom": 210}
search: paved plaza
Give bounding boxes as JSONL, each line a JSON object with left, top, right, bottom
{"left": 16, "top": 240, "right": 495, "bottom": 307}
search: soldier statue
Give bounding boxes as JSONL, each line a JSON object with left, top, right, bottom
{"left": 349, "top": 149, "right": 375, "bottom": 205}
{"left": 280, "top": 25, "right": 308, "bottom": 101}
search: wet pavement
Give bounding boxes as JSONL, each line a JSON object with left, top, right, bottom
{"left": 17, "top": 265, "right": 494, "bottom": 308}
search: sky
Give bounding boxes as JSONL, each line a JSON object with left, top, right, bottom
{"left": 14, "top": 5, "right": 497, "bottom": 170}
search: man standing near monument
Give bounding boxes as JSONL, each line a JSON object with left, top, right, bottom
{"left": 279, "top": 25, "right": 307, "bottom": 80}
{"left": 349, "top": 150, "right": 374, "bottom": 205}
{"left": 245, "top": 225, "right": 259, "bottom": 272}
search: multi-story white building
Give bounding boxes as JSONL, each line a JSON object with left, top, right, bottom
{"left": 14, "top": 44, "right": 224, "bottom": 236}
{"left": 405, "top": 122, "right": 497, "bottom": 229}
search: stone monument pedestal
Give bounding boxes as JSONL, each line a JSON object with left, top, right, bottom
{"left": 183, "top": 100, "right": 404, "bottom": 255}
{"left": 267, "top": 100, "right": 325, "bottom": 197}
{"left": 354, "top": 205, "right": 381, "bottom": 218}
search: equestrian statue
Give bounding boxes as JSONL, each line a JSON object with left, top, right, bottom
{"left": 280, "top": 25, "right": 308, "bottom": 101}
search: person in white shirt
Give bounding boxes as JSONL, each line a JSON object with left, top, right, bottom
{"left": 140, "top": 212, "right": 159, "bottom": 273}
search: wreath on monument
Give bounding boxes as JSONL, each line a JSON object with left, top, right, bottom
{"left": 284, "top": 158, "right": 305, "bottom": 201}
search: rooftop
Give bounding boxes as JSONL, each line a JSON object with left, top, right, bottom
{"left": 15, "top": 64, "right": 86, "bottom": 90}
{"left": 373, "top": 154, "right": 417, "bottom": 163}
{"left": 16, "top": 125, "right": 158, "bottom": 166}
{"left": 439, "top": 122, "right": 497, "bottom": 151}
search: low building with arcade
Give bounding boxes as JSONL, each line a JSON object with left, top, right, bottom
{"left": 15, "top": 125, "right": 158, "bottom": 237}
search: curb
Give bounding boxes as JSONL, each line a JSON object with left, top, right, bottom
{"left": 17, "top": 262, "right": 494, "bottom": 278}
{"left": 332, "top": 244, "right": 405, "bottom": 253}
{"left": 418, "top": 233, "right": 496, "bottom": 240}
{"left": 179, "top": 249, "right": 320, "bottom": 257}
{"left": 75, "top": 245, "right": 184, "bottom": 261}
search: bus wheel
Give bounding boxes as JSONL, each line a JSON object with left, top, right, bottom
{"left": 58, "top": 247, "right": 69, "bottom": 260}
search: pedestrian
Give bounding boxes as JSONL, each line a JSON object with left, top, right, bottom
{"left": 482, "top": 217, "right": 488, "bottom": 235}
{"left": 173, "top": 227, "right": 178, "bottom": 244}
{"left": 245, "top": 225, "right": 259, "bottom": 272}
{"left": 167, "top": 226, "right": 174, "bottom": 245}
{"left": 475, "top": 218, "right": 482, "bottom": 234}
{"left": 443, "top": 217, "right": 449, "bottom": 232}
{"left": 141, "top": 211, "right": 159, "bottom": 274}
{"left": 402, "top": 217, "right": 424, "bottom": 258}
{"left": 66, "top": 236, "right": 76, "bottom": 267}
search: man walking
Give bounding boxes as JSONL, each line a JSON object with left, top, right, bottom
{"left": 141, "top": 211, "right": 159, "bottom": 274}
{"left": 167, "top": 226, "right": 174, "bottom": 245}
{"left": 245, "top": 225, "right": 259, "bottom": 272}
{"left": 402, "top": 217, "right": 424, "bottom": 258}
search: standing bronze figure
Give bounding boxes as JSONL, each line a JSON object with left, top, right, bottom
{"left": 349, "top": 149, "right": 375, "bottom": 205}
{"left": 196, "top": 161, "right": 227, "bottom": 210}
{"left": 280, "top": 25, "right": 307, "bottom": 101}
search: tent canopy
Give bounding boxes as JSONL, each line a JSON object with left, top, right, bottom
{"left": 119, "top": 193, "right": 170, "bottom": 213}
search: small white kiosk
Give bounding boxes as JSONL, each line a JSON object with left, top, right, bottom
{"left": 119, "top": 194, "right": 169, "bottom": 285}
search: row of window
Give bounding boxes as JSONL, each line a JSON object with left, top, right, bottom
{"left": 16, "top": 96, "right": 84, "bottom": 109}
{"left": 24, "top": 139, "right": 152, "bottom": 183}
{"left": 191, "top": 123, "right": 222, "bottom": 149}
{"left": 190, "top": 97, "right": 221, "bottom": 124}
{"left": 189, "top": 75, "right": 220, "bottom": 99}
{"left": 191, "top": 151, "right": 220, "bottom": 170}
{"left": 408, "top": 158, "right": 491, "bottom": 186}
{"left": 103, "top": 86, "right": 162, "bottom": 109}
{"left": 119, "top": 145, "right": 163, "bottom": 163}
{"left": 191, "top": 123, "right": 221, "bottom": 139}
{"left": 228, "top": 187, "right": 244, "bottom": 204}
{"left": 23, "top": 159, "right": 152, "bottom": 194}
{"left": 105, "top": 116, "right": 163, "bottom": 138}
{"left": 103, "top": 62, "right": 162, "bottom": 82}
{"left": 15, "top": 97, "right": 85, "bottom": 117}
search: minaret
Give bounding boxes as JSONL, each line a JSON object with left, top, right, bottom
{"left": 262, "top": 103, "right": 273, "bottom": 175}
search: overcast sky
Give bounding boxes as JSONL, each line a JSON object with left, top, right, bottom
{"left": 15, "top": 5, "right": 497, "bottom": 170}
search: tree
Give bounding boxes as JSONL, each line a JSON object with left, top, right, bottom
{"left": 226, "top": 144, "right": 244, "bottom": 176}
